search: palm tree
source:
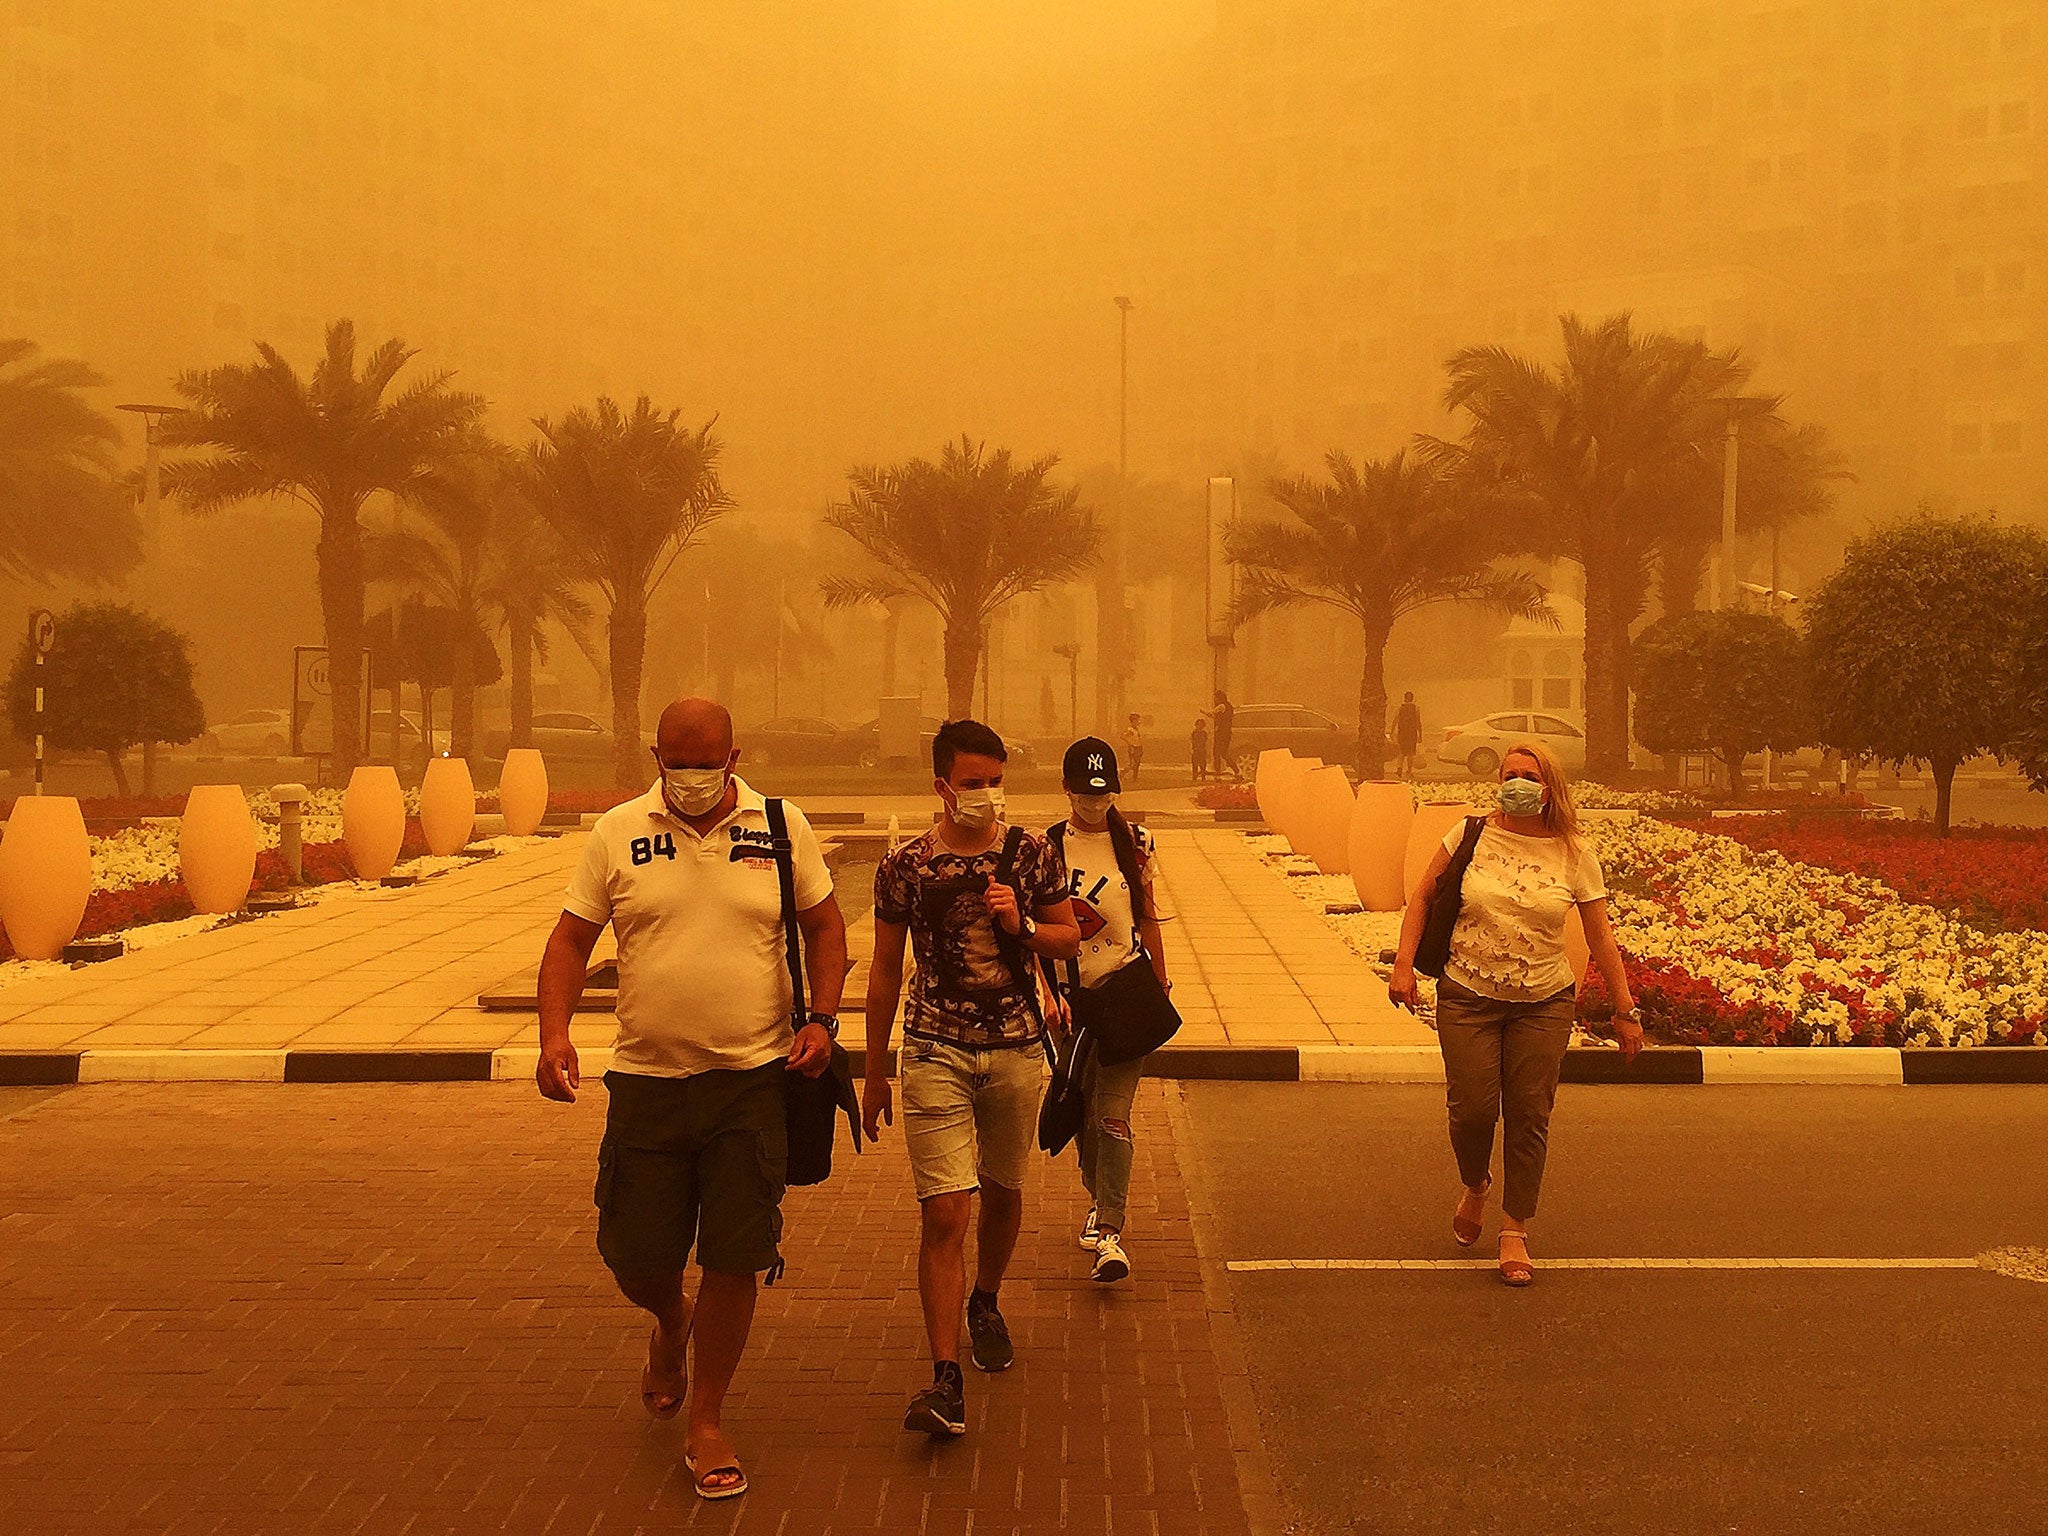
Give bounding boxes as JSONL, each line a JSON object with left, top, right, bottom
{"left": 1228, "top": 450, "right": 1551, "bottom": 778}
{"left": 0, "top": 339, "right": 141, "bottom": 586}
{"left": 369, "top": 446, "right": 592, "bottom": 761}
{"left": 820, "top": 436, "right": 1101, "bottom": 721}
{"left": 1427, "top": 314, "right": 1774, "bottom": 779}
{"left": 524, "top": 396, "right": 730, "bottom": 787}
{"left": 160, "top": 321, "right": 488, "bottom": 773}
{"left": 1659, "top": 419, "right": 1852, "bottom": 616}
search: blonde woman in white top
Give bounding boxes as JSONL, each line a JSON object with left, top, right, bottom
{"left": 1388, "top": 741, "right": 1642, "bottom": 1285}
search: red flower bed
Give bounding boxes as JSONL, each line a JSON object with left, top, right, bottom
{"left": 1194, "top": 782, "right": 1257, "bottom": 810}
{"left": 1574, "top": 957, "right": 1900, "bottom": 1048}
{"left": 1679, "top": 814, "right": 2048, "bottom": 934}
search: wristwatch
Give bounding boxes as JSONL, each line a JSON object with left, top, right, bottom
{"left": 1019, "top": 913, "right": 1038, "bottom": 943}
{"left": 804, "top": 1011, "right": 840, "bottom": 1039}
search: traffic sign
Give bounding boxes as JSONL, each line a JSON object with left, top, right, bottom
{"left": 28, "top": 609, "right": 55, "bottom": 655}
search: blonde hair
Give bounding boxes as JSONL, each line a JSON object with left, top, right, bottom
{"left": 1499, "top": 739, "right": 1580, "bottom": 854}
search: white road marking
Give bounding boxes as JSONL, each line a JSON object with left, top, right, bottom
{"left": 1228, "top": 1257, "right": 1987, "bottom": 1273}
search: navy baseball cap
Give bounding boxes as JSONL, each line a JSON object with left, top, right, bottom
{"left": 1062, "top": 737, "right": 1121, "bottom": 792}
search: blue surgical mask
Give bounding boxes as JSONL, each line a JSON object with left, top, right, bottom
{"left": 1069, "top": 791, "right": 1117, "bottom": 824}
{"left": 1499, "top": 777, "right": 1546, "bottom": 818}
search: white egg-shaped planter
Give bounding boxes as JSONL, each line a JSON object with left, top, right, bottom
{"left": 342, "top": 766, "right": 407, "bottom": 880}
{"left": 1403, "top": 802, "right": 1480, "bottom": 900}
{"left": 0, "top": 795, "right": 92, "bottom": 960}
{"left": 1301, "top": 766, "right": 1356, "bottom": 874}
{"left": 419, "top": 757, "right": 476, "bottom": 856}
{"left": 1348, "top": 782, "right": 1414, "bottom": 911}
{"left": 1275, "top": 756, "right": 1324, "bottom": 853}
{"left": 497, "top": 748, "right": 549, "bottom": 836}
{"left": 179, "top": 784, "right": 256, "bottom": 914}
{"left": 1253, "top": 749, "right": 1294, "bottom": 829}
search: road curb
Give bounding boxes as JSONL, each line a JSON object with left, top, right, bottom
{"left": 6, "top": 1044, "right": 2047, "bottom": 1085}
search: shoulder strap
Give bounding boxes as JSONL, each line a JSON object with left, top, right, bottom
{"left": 991, "top": 826, "right": 1043, "bottom": 1021}
{"left": 1105, "top": 810, "right": 1149, "bottom": 924}
{"left": 765, "top": 798, "right": 807, "bottom": 1025}
{"left": 1045, "top": 820, "right": 1080, "bottom": 994}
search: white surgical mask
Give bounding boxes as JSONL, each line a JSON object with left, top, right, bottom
{"left": 950, "top": 786, "right": 1005, "bottom": 830}
{"left": 1068, "top": 791, "right": 1117, "bottom": 824}
{"left": 662, "top": 766, "right": 728, "bottom": 817}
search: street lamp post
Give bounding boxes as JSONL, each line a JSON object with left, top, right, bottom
{"left": 1111, "top": 295, "right": 1133, "bottom": 726}
{"left": 117, "top": 404, "right": 188, "bottom": 528}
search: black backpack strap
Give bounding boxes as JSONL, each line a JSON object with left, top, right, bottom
{"left": 1045, "top": 821, "right": 1080, "bottom": 996}
{"left": 1105, "top": 810, "right": 1149, "bottom": 924}
{"left": 765, "top": 797, "right": 807, "bottom": 1026}
{"left": 992, "top": 825, "right": 1043, "bottom": 1024}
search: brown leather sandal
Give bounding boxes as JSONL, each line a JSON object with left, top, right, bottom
{"left": 1498, "top": 1230, "right": 1534, "bottom": 1287}
{"left": 640, "top": 1323, "right": 686, "bottom": 1419}
{"left": 1452, "top": 1178, "right": 1491, "bottom": 1247}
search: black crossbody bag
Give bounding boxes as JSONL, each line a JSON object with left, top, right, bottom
{"left": 765, "top": 797, "right": 862, "bottom": 1188}
{"left": 1414, "top": 815, "right": 1487, "bottom": 979}
{"left": 1047, "top": 819, "right": 1181, "bottom": 1067}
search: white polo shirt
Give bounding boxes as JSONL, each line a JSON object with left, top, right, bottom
{"left": 563, "top": 777, "right": 833, "bottom": 1080}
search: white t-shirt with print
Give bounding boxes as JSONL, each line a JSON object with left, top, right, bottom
{"left": 1440, "top": 820, "right": 1605, "bottom": 1002}
{"left": 1058, "top": 821, "right": 1171, "bottom": 988}
{"left": 563, "top": 777, "right": 832, "bottom": 1079}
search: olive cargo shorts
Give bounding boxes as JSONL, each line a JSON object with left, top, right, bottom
{"left": 594, "top": 1063, "right": 788, "bottom": 1277}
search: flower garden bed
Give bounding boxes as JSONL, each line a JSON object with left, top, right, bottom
{"left": 1263, "top": 813, "right": 2046, "bottom": 1050}
{"left": 1673, "top": 814, "right": 2048, "bottom": 936}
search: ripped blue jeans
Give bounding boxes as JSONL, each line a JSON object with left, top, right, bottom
{"left": 1078, "top": 1051, "right": 1143, "bottom": 1231}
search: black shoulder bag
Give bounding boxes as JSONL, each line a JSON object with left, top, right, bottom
{"left": 766, "top": 797, "right": 862, "bottom": 1189}
{"left": 1414, "top": 815, "right": 1487, "bottom": 980}
{"left": 1047, "top": 818, "right": 1180, "bottom": 1068}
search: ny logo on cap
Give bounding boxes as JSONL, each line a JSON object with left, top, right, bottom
{"left": 1088, "top": 754, "right": 1104, "bottom": 771}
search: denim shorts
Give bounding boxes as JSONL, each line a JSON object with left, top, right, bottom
{"left": 899, "top": 1035, "right": 1044, "bottom": 1200}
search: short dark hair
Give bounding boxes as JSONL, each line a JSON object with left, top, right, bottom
{"left": 933, "top": 718, "right": 1006, "bottom": 780}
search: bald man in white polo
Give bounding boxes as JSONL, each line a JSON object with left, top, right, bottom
{"left": 535, "top": 697, "right": 846, "bottom": 1502}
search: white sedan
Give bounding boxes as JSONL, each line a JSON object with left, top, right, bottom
{"left": 1437, "top": 710, "right": 1587, "bottom": 778}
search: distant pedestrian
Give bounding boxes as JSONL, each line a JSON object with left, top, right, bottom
{"left": 1190, "top": 716, "right": 1210, "bottom": 782}
{"left": 536, "top": 697, "right": 847, "bottom": 1501}
{"left": 1210, "top": 691, "right": 1235, "bottom": 779}
{"left": 1121, "top": 712, "right": 1145, "bottom": 784}
{"left": 1046, "top": 738, "right": 1176, "bottom": 1285}
{"left": 1387, "top": 740, "right": 1641, "bottom": 1287}
{"left": 861, "top": 720, "right": 1080, "bottom": 1438}
{"left": 1392, "top": 691, "right": 1423, "bottom": 780}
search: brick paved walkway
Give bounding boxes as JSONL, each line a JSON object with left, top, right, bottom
{"left": 0, "top": 1081, "right": 1257, "bottom": 1535}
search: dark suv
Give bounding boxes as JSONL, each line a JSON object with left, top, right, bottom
{"left": 1221, "top": 704, "right": 1352, "bottom": 774}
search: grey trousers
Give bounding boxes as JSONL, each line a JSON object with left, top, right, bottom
{"left": 1078, "top": 1051, "right": 1144, "bottom": 1231}
{"left": 1436, "top": 977, "right": 1576, "bottom": 1221}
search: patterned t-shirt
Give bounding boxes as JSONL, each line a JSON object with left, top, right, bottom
{"left": 1442, "top": 821, "right": 1606, "bottom": 1002}
{"left": 874, "top": 825, "right": 1067, "bottom": 1046}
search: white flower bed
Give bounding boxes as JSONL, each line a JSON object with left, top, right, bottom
{"left": 1253, "top": 817, "right": 2048, "bottom": 1047}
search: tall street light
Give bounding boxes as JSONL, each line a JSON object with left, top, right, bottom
{"left": 117, "top": 403, "right": 187, "bottom": 529}
{"left": 1110, "top": 295, "right": 1133, "bottom": 727}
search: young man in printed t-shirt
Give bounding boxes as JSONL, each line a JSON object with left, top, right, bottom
{"left": 861, "top": 719, "right": 1080, "bottom": 1439}
{"left": 1047, "top": 737, "right": 1173, "bottom": 1285}
{"left": 534, "top": 697, "right": 847, "bottom": 1503}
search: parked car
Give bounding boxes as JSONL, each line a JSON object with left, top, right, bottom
{"left": 740, "top": 716, "right": 858, "bottom": 768}
{"left": 199, "top": 708, "right": 291, "bottom": 757}
{"left": 306, "top": 710, "right": 445, "bottom": 760}
{"left": 843, "top": 715, "right": 1036, "bottom": 771}
{"left": 1221, "top": 704, "right": 1352, "bottom": 774}
{"left": 1437, "top": 710, "right": 1587, "bottom": 778}
{"left": 482, "top": 710, "right": 626, "bottom": 765}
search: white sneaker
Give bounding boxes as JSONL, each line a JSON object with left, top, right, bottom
{"left": 1091, "top": 1232, "right": 1130, "bottom": 1284}
{"left": 1078, "top": 1207, "right": 1102, "bottom": 1250}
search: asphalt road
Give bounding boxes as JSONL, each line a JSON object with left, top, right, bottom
{"left": 1176, "top": 1083, "right": 2048, "bottom": 1536}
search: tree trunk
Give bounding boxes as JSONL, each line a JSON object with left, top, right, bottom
{"left": 509, "top": 611, "right": 535, "bottom": 751}
{"left": 1932, "top": 752, "right": 1958, "bottom": 836}
{"left": 450, "top": 629, "right": 477, "bottom": 762}
{"left": 1355, "top": 613, "right": 1393, "bottom": 780}
{"left": 942, "top": 614, "right": 982, "bottom": 723}
{"left": 1722, "top": 745, "right": 1746, "bottom": 801}
{"left": 103, "top": 748, "right": 131, "bottom": 798}
{"left": 609, "top": 589, "right": 648, "bottom": 788}
{"left": 417, "top": 684, "right": 437, "bottom": 776}
{"left": 316, "top": 506, "right": 366, "bottom": 774}
{"left": 388, "top": 683, "right": 403, "bottom": 766}
{"left": 1092, "top": 572, "right": 1120, "bottom": 733}
{"left": 141, "top": 739, "right": 158, "bottom": 797}
{"left": 1660, "top": 539, "right": 1708, "bottom": 617}
{"left": 1608, "top": 601, "right": 1633, "bottom": 778}
{"left": 880, "top": 602, "right": 902, "bottom": 695}
{"left": 1580, "top": 536, "right": 1626, "bottom": 780}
